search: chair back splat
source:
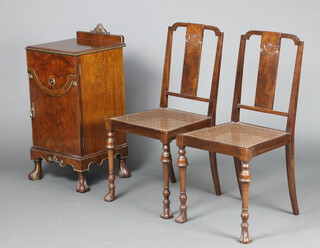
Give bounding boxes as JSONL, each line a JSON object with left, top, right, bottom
{"left": 160, "top": 22, "right": 224, "bottom": 125}
{"left": 231, "top": 31, "right": 304, "bottom": 135}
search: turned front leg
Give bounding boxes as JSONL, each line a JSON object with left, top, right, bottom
{"left": 239, "top": 162, "right": 252, "bottom": 244}
{"left": 175, "top": 146, "right": 188, "bottom": 224}
{"left": 160, "top": 143, "right": 173, "bottom": 219}
{"left": 76, "top": 172, "right": 90, "bottom": 193}
{"left": 118, "top": 157, "right": 131, "bottom": 178}
{"left": 104, "top": 129, "right": 116, "bottom": 202}
{"left": 28, "top": 158, "right": 43, "bottom": 180}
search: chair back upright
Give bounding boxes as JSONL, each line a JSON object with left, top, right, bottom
{"left": 160, "top": 22, "right": 224, "bottom": 125}
{"left": 231, "top": 30, "right": 304, "bottom": 135}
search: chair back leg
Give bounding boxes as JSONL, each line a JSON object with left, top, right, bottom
{"left": 167, "top": 143, "right": 177, "bottom": 183}
{"left": 285, "top": 143, "right": 299, "bottom": 215}
{"left": 233, "top": 157, "right": 242, "bottom": 196}
{"left": 209, "top": 151, "right": 221, "bottom": 195}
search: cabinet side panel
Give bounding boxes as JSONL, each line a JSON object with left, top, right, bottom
{"left": 79, "top": 48, "right": 126, "bottom": 155}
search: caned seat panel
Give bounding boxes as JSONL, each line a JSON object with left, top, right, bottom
{"left": 111, "top": 108, "right": 210, "bottom": 132}
{"left": 184, "top": 122, "right": 288, "bottom": 149}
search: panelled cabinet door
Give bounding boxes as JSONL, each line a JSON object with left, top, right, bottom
{"left": 27, "top": 51, "right": 81, "bottom": 156}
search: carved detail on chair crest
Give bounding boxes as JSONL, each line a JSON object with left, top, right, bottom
{"left": 260, "top": 43, "right": 280, "bottom": 56}
{"left": 185, "top": 34, "right": 203, "bottom": 46}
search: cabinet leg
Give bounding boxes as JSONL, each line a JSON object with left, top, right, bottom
{"left": 28, "top": 158, "right": 43, "bottom": 180}
{"left": 118, "top": 157, "right": 131, "bottom": 178}
{"left": 76, "top": 172, "right": 90, "bottom": 193}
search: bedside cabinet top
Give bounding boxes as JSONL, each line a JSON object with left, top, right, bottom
{"left": 26, "top": 30, "right": 126, "bottom": 56}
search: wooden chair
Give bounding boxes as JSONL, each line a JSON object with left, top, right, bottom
{"left": 175, "top": 30, "right": 304, "bottom": 243}
{"left": 104, "top": 22, "right": 224, "bottom": 219}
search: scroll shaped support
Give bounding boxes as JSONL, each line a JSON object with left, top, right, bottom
{"left": 28, "top": 158, "right": 43, "bottom": 180}
{"left": 239, "top": 162, "right": 252, "bottom": 244}
{"left": 160, "top": 143, "right": 173, "bottom": 219}
{"left": 175, "top": 146, "right": 188, "bottom": 224}
{"left": 76, "top": 172, "right": 90, "bottom": 193}
{"left": 104, "top": 129, "right": 116, "bottom": 202}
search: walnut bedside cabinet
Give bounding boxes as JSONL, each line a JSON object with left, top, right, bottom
{"left": 26, "top": 24, "right": 130, "bottom": 192}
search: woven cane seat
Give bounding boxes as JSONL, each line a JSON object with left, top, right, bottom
{"left": 184, "top": 122, "right": 289, "bottom": 149}
{"left": 111, "top": 108, "right": 210, "bottom": 132}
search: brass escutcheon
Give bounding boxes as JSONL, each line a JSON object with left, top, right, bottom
{"left": 49, "top": 78, "right": 55, "bottom": 86}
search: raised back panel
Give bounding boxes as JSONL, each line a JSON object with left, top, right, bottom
{"left": 77, "top": 31, "right": 124, "bottom": 43}
{"left": 254, "top": 32, "right": 281, "bottom": 109}
{"left": 160, "top": 23, "right": 223, "bottom": 121}
{"left": 180, "top": 24, "right": 204, "bottom": 96}
{"left": 231, "top": 30, "right": 304, "bottom": 134}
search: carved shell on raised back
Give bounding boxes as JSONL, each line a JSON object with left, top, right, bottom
{"left": 185, "top": 34, "right": 203, "bottom": 46}
{"left": 260, "top": 43, "right": 280, "bottom": 56}
{"left": 91, "top": 23, "right": 110, "bottom": 34}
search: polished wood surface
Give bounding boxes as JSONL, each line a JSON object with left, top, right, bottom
{"left": 104, "top": 128, "right": 116, "bottom": 202}
{"left": 239, "top": 162, "right": 252, "bottom": 243}
{"left": 77, "top": 31, "right": 124, "bottom": 43}
{"left": 27, "top": 28, "right": 129, "bottom": 192}
{"left": 28, "top": 158, "right": 43, "bottom": 181}
{"left": 175, "top": 30, "right": 304, "bottom": 243}
{"left": 76, "top": 172, "right": 90, "bottom": 193}
{"left": 26, "top": 31, "right": 125, "bottom": 56}
{"left": 237, "top": 104, "right": 288, "bottom": 117}
{"left": 175, "top": 147, "right": 188, "bottom": 223}
{"left": 79, "top": 48, "right": 126, "bottom": 155}
{"left": 255, "top": 32, "right": 281, "bottom": 109}
{"left": 28, "top": 51, "right": 80, "bottom": 155}
{"left": 180, "top": 24, "right": 204, "bottom": 96}
{"left": 105, "top": 22, "right": 224, "bottom": 218}
{"left": 160, "top": 143, "right": 174, "bottom": 219}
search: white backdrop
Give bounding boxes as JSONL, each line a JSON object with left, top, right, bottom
{"left": 0, "top": 1, "right": 319, "bottom": 247}
{"left": 0, "top": 0, "right": 318, "bottom": 168}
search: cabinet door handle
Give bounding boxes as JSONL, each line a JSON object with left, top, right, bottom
{"left": 30, "top": 103, "right": 35, "bottom": 120}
